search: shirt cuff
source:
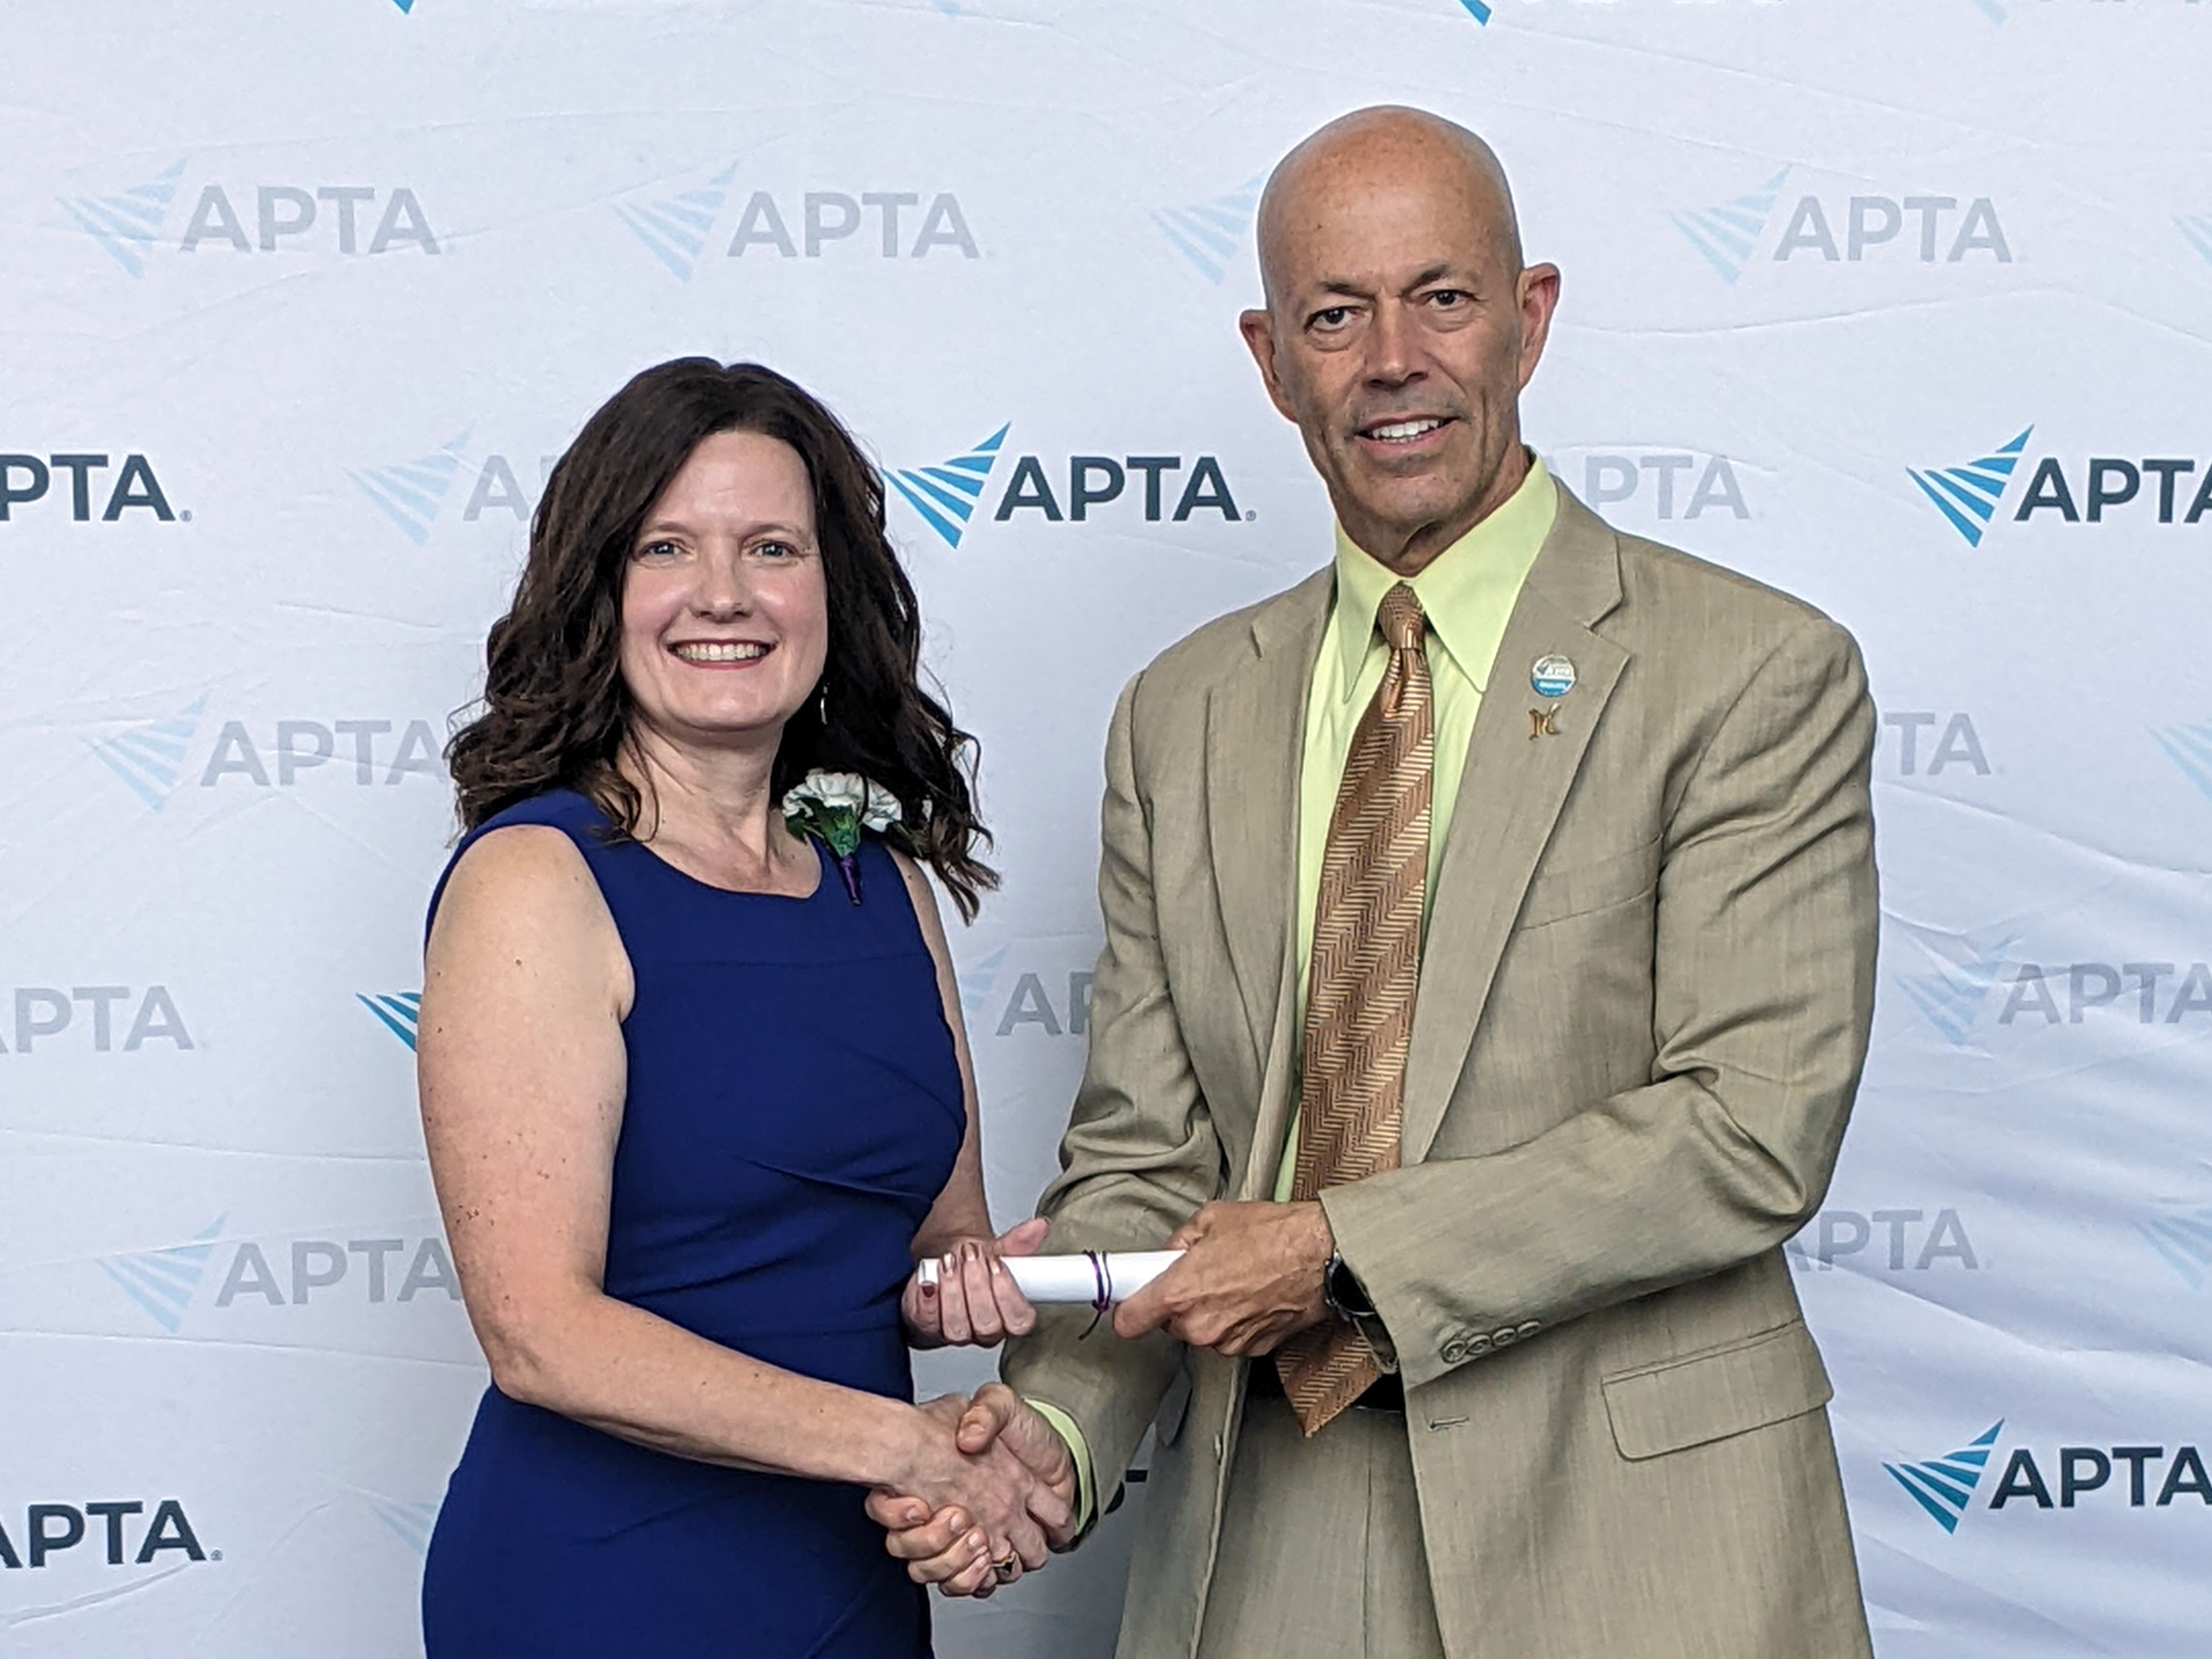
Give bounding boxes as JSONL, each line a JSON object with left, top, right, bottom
{"left": 1023, "top": 1397, "right": 1098, "bottom": 1539}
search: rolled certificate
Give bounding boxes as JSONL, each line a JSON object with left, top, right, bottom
{"left": 915, "top": 1250, "right": 1183, "bottom": 1305}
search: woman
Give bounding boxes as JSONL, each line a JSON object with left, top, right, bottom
{"left": 416, "top": 359, "right": 1067, "bottom": 1657}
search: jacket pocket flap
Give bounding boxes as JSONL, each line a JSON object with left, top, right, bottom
{"left": 1601, "top": 1321, "right": 1832, "bottom": 1462}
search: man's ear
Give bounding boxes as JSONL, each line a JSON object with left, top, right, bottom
{"left": 1239, "top": 307, "right": 1300, "bottom": 423}
{"left": 1514, "top": 263, "right": 1561, "bottom": 392}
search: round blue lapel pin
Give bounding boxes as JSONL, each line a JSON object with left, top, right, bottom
{"left": 1530, "top": 654, "right": 1576, "bottom": 700}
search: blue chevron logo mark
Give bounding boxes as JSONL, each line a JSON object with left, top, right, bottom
{"left": 393, "top": 0, "right": 418, "bottom": 12}
{"left": 2138, "top": 1204, "right": 2212, "bottom": 1288}
{"left": 366, "top": 1495, "right": 441, "bottom": 1554}
{"left": 2179, "top": 215, "right": 2212, "bottom": 267}
{"left": 351, "top": 429, "right": 471, "bottom": 547}
{"left": 1153, "top": 177, "right": 1263, "bottom": 286}
{"left": 1908, "top": 427, "right": 2032, "bottom": 548}
{"left": 1896, "top": 935, "right": 2014, "bottom": 1048}
{"left": 359, "top": 991, "right": 423, "bottom": 1051}
{"left": 100, "top": 1216, "right": 226, "bottom": 1335}
{"left": 1457, "top": 0, "right": 1493, "bottom": 21}
{"left": 888, "top": 424, "right": 1011, "bottom": 549}
{"left": 1670, "top": 168, "right": 1790, "bottom": 286}
{"left": 88, "top": 691, "right": 210, "bottom": 812}
{"left": 2151, "top": 720, "right": 2212, "bottom": 803}
{"left": 60, "top": 158, "right": 187, "bottom": 278}
{"left": 615, "top": 162, "right": 739, "bottom": 283}
{"left": 959, "top": 944, "right": 1008, "bottom": 1027}
{"left": 1885, "top": 1421, "right": 2004, "bottom": 1534}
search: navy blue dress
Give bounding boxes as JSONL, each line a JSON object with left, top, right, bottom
{"left": 419, "top": 789, "right": 960, "bottom": 1658}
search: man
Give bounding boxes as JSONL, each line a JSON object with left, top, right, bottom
{"left": 876, "top": 105, "right": 1878, "bottom": 1657}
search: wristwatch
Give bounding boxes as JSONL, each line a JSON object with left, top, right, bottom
{"left": 1323, "top": 1252, "right": 1373, "bottom": 1322}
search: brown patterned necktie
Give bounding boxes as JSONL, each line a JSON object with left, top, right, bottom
{"left": 1276, "top": 582, "right": 1433, "bottom": 1435}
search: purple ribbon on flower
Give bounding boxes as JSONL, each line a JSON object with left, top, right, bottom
{"left": 780, "top": 771, "right": 904, "bottom": 907}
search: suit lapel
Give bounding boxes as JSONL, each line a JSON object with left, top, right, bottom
{"left": 1401, "top": 489, "right": 1630, "bottom": 1162}
{"left": 1206, "top": 570, "right": 1331, "bottom": 1077}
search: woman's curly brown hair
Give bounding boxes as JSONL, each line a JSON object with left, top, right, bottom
{"left": 446, "top": 358, "right": 995, "bottom": 918}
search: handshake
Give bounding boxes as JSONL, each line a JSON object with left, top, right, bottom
{"left": 868, "top": 1384, "right": 1078, "bottom": 1598}
{"left": 877, "top": 1197, "right": 1343, "bottom": 1594}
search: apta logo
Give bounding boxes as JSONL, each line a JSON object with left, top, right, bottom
{"left": 352, "top": 431, "right": 563, "bottom": 546}
{"left": 1888, "top": 1421, "right": 2212, "bottom": 1532}
{"left": 363, "top": 1493, "right": 441, "bottom": 1556}
{"left": 959, "top": 946, "right": 1094, "bottom": 1038}
{"left": 1908, "top": 428, "right": 2030, "bottom": 547}
{"left": 359, "top": 991, "right": 422, "bottom": 1051}
{"left": 0, "top": 453, "right": 182, "bottom": 524}
{"left": 1879, "top": 712, "right": 1989, "bottom": 779}
{"left": 2181, "top": 214, "right": 2212, "bottom": 266}
{"left": 2154, "top": 718, "right": 2212, "bottom": 803}
{"left": 2, "top": 986, "right": 193, "bottom": 1056}
{"left": 0, "top": 1499, "right": 212, "bottom": 1571}
{"left": 888, "top": 426, "right": 1009, "bottom": 549}
{"left": 1891, "top": 929, "right": 2013, "bottom": 1048}
{"left": 1886, "top": 1421, "right": 2002, "bottom": 1533}
{"left": 1673, "top": 169, "right": 2012, "bottom": 287}
{"left": 2138, "top": 1198, "right": 2212, "bottom": 1288}
{"left": 1788, "top": 1207, "right": 1980, "bottom": 1272}
{"left": 88, "top": 695, "right": 445, "bottom": 812}
{"left": 1912, "top": 426, "right": 2212, "bottom": 546}
{"left": 888, "top": 424, "right": 1249, "bottom": 550}
{"left": 614, "top": 162, "right": 978, "bottom": 282}
{"left": 1154, "top": 177, "right": 1261, "bottom": 285}
{"left": 1574, "top": 452, "right": 1749, "bottom": 522}
{"left": 61, "top": 159, "right": 440, "bottom": 276}
{"left": 100, "top": 1218, "right": 461, "bottom": 1335}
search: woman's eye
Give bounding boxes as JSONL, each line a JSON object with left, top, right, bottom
{"left": 635, "top": 539, "right": 681, "bottom": 560}
{"left": 753, "top": 541, "right": 798, "bottom": 560}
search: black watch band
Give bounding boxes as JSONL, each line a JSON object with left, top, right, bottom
{"left": 1324, "top": 1252, "right": 1373, "bottom": 1321}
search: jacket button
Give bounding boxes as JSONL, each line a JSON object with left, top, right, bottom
{"left": 1466, "top": 1334, "right": 1493, "bottom": 1356}
{"left": 1490, "top": 1326, "right": 1518, "bottom": 1347}
{"left": 1441, "top": 1338, "right": 1468, "bottom": 1363}
{"left": 1516, "top": 1320, "right": 1542, "bottom": 1339}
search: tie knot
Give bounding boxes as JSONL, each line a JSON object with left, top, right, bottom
{"left": 1378, "top": 583, "right": 1426, "bottom": 653}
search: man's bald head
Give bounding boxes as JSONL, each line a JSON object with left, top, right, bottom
{"left": 1236, "top": 105, "right": 1559, "bottom": 573}
{"left": 1255, "top": 106, "right": 1524, "bottom": 314}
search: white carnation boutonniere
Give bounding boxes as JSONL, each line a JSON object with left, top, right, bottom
{"left": 782, "top": 770, "right": 904, "bottom": 905}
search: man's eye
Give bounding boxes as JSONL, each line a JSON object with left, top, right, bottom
{"left": 1428, "top": 288, "right": 1469, "bottom": 308}
{"left": 1312, "top": 307, "right": 1353, "bottom": 329}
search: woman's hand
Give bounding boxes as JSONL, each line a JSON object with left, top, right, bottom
{"left": 880, "top": 1393, "right": 1071, "bottom": 1595}
{"left": 870, "top": 1384, "right": 1079, "bottom": 1597}
{"left": 903, "top": 1218, "right": 1048, "bottom": 1348}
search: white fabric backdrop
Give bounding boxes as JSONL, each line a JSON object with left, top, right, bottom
{"left": 4, "top": 1, "right": 2209, "bottom": 1653}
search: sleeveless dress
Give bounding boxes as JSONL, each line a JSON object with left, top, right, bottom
{"left": 418, "top": 789, "right": 961, "bottom": 1658}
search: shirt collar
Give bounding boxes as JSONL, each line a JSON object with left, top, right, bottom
{"left": 1329, "top": 454, "right": 1559, "bottom": 700}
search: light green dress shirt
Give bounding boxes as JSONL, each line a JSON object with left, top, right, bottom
{"left": 1032, "top": 457, "right": 1559, "bottom": 1531}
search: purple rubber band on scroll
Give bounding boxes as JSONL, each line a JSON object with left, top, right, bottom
{"left": 1077, "top": 1250, "right": 1111, "bottom": 1339}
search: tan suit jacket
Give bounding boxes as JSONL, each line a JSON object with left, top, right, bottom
{"left": 1006, "top": 486, "right": 1878, "bottom": 1659}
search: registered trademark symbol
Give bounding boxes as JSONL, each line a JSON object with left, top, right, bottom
{"left": 211, "top": 1549, "right": 223, "bottom": 1561}
{"left": 1244, "top": 510, "right": 1257, "bottom": 521}
{"left": 181, "top": 510, "right": 193, "bottom": 522}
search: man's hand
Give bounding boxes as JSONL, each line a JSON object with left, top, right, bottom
{"left": 1112, "top": 1199, "right": 1334, "bottom": 1356}
{"left": 867, "top": 1383, "right": 1078, "bottom": 1596}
